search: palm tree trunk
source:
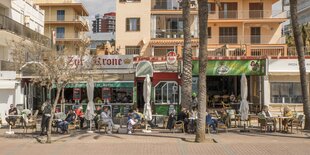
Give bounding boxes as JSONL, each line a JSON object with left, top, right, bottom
{"left": 290, "top": 0, "right": 310, "bottom": 130}
{"left": 196, "top": 0, "right": 208, "bottom": 143}
{"left": 181, "top": 0, "right": 192, "bottom": 109}
{"left": 46, "top": 86, "right": 61, "bottom": 143}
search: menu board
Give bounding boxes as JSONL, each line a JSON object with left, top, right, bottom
{"left": 73, "top": 88, "right": 81, "bottom": 100}
{"left": 102, "top": 88, "right": 111, "bottom": 101}
{"left": 123, "top": 105, "right": 131, "bottom": 116}
{"left": 112, "top": 105, "right": 120, "bottom": 117}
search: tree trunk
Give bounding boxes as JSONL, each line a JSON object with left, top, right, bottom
{"left": 290, "top": 0, "right": 310, "bottom": 130}
{"left": 196, "top": 0, "right": 208, "bottom": 143}
{"left": 46, "top": 86, "right": 61, "bottom": 143}
{"left": 181, "top": 0, "right": 192, "bottom": 109}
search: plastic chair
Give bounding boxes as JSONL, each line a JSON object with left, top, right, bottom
{"left": 288, "top": 114, "right": 304, "bottom": 133}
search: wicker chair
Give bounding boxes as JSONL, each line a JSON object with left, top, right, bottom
{"left": 173, "top": 121, "right": 185, "bottom": 133}
{"left": 23, "top": 110, "right": 39, "bottom": 133}
{"left": 288, "top": 114, "right": 304, "bottom": 133}
{"left": 258, "top": 113, "right": 276, "bottom": 132}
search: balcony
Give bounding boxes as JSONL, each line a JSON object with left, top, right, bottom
{"left": 151, "top": 0, "right": 197, "bottom": 10}
{"left": 0, "top": 60, "right": 14, "bottom": 71}
{"left": 45, "top": 15, "right": 89, "bottom": 31}
{"left": 0, "top": 15, "right": 51, "bottom": 47}
{"left": 56, "top": 32, "right": 89, "bottom": 43}
{"left": 152, "top": 29, "right": 198, "bottom": 39}
{"left": 209, "top": 10, "right": 287, "bottom": 20}
{"left": 287, "top": 47, "right": 310, "bottom": 56}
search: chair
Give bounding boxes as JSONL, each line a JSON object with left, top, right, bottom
{"left": 288, "top": 114, "right": 304, "bottom": 133}
{"left": 258, "top": 113, "right": 275, "bottom": 132}
{"left": 226, "top": 109, "right": 237, "bottom": 128}
{"left": 68, "top": 113, "right": 80, "bottom": 131}
{"left": 212, "top": 95, "right": 221, "bottom": 108}
{"left": 222, "top": 101, "right": 231, "bottom": 109}
{"left": 23, "top": 110, "right": 39, "bottom": 133}
{"left": 173, "top": 121, "right": 185, "bottom": 133}
{"left": 163, "top": 116, "right": 169, "bottom": 129}
{"left": 98, "top": 120, "right": 109, "bottom": 134}
{"left": 217, "top": 122, "right": 228, "bottom": 133}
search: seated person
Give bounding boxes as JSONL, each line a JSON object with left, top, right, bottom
{"left": 57, "top": 109, "right": 77, "bottom": 133}
{"left": 217, "top": 110, "right": 229, "bottom": 126}
{"left": 282, "top": 106, "right": 293, "bottom": 132}
{"left": 127, "top": 113, "right": 137, "bottom": 134}
{"left": 206, "top": 110, "right": 218, "bottom": 133}
{"left": 177, "top": 108, "right": 189, "bottom": 132}
{"left": 75, "top": 106, "right": 85, "bottom": 129}
{"left": 167, "top": 109, "right": 176, "bottom": 130}
{"left": 94, "top": 106, "right": 102, "bottom": 129}
{"left": 261, "top": 105, "right": 276, "bottom": 131}
{"left": 5, "top": 104, "right": 18, "bottom": 126}
{"left": 99, "top": 107, "right": 114, "bottom": 134}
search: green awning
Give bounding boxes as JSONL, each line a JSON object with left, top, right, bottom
{"left": 53, "top": 82, "right": 134, "bottom": 88}
{"left": 192, "top": 59, "right": 266, "bottom": 76}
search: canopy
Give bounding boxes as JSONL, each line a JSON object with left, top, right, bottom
{"left": 85, "top": 78, "right": 95, "bottom": 121}
{"left": 239, "top": 73, "right": 249, "bottom": 121}
{"left": 143, "top": 74, "right": 152, "bottom": 121}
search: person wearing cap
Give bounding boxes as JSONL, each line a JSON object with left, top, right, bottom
{"left": 75, "top": 106, "right": 85, "bottom": 129}
{"left": 41, "top": 100, "right": 52, "bottom": 135}
{"left": 5, "top": 104, "right": 18, "bottom": 126}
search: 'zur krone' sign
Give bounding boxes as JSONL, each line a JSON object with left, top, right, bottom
{"left": 67, "top": 55, "right": 133, "bottom": 69}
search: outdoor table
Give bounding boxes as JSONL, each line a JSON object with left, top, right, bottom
{"left": 5, "top": 114, "right": 23, "bottom": 134}
{"left": 273, "top": 116, "right": 291, "bottom": 132}
{"left": 152, "top": 114, "right": 164, "bottom": 126}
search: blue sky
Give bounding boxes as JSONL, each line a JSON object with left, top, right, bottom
{"left": 78, "top": 0, "right": 115, "bottom": 18}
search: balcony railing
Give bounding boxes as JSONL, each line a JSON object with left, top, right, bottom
{"left": 46, "top": 14, "right": 89, "bottom": 27}
{"left": 0, "top": 60, "right": 15, "bottom": 71}
{"left": 56, "top": 32, "right": 89, "bottom": 42}
{"left": 287, "top": 47, "right": 310, "bottom": 56}
{"left": 0, "top": 15, "right": 51, "bottom": 47}
{"left": 209, "top": 10, "right": 287, "bottom": 19}
{"left": 151, "top": 0, "right": 197, "bottom": 10}
{"left": 151, "top": 33, "right": 285, "bottom": 44}
{"left": 152, "top": 29, "right": 198, "bottom": 38}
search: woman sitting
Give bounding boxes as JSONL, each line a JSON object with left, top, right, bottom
{"left": 282, "top": 106, "right": 293, "bottom": 132}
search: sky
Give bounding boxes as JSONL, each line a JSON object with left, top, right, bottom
{"left": 78, "top": 0, "right": 116, "bottom": 19}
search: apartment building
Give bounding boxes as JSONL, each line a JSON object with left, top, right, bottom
{"left": 0, "top": 0, "right": 49, "bottom": 124}
{"left": 102, "top": 12, "right": 116, "bottom": 33}
{"left": 116, "top": 0, "right": 302, "bottom": 113}
{"left": 92, "top": 12, "right": 116, "bottom": 33}
{"left": 92, "top": 14, "right": 103, "bottom": 33}
{"left": 34, "top": 0, "right": 89, "bottom": 55}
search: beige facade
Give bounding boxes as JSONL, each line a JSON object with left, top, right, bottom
{"left": 34, "top": 0, "right": 89, "bottom": 55}
{"left": 116, "top": 0, "right": 287, "bottom": 57}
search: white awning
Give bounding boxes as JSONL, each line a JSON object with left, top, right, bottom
{"left": 0, "top": 80, "right": 16, "bottom": 89}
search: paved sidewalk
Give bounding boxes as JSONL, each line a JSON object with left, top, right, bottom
{"left": 0, "top": 127, "right": 309, "bottom": 155}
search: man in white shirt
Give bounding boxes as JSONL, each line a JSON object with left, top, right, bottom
{"left": 100, "top": 107, "right": 114, "bottom": 134}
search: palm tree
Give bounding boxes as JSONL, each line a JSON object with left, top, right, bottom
{"left": 289, "top": 0, "right": 310, "bottom": 130}
{"left": 195, "top": 0, "right": 208, "bottom": 143}
{"left": 181, "top": 0, "right": 192, "bottom": 109}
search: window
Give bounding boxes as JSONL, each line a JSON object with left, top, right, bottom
{"left": 219, "top": 27, "right": 237, "bottom": 44}
{"left": 154, "top": 46, "right": 174, "bottom": 57}
{"left": 126, "top": 18, "right": 140, "bottom": 31}
{"left": 219, "top": 2, "right": 238, "bottom": 19}
{"left": 155, "top": 81, "right": 179, "bottom": 104}
{"left": 56, "top": 27, "right": 65, "bottom": 38}
{"left": 208, "top": 3, "right": 216, "bottom": 14}
{"left": 125, "top": 46, "right": 140, "bottom": 55}
{"left": 208, "top": 27, "right": 211, "bottom": 38}
{"left": 57, "top": 10, "right": 65, "bottom": 21}
{"left": 251, "top": 27, "right": 261, "bottom": 44}
{"left": 270, "top": 82, "right": 302, "bottom": 103}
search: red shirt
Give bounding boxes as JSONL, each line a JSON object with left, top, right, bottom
{"left": 75, "top": 109, "right": 84, "bottom": 117}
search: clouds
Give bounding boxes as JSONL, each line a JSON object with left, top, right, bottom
{"left": 78, "top": 0, "right": 116, "bottom": 18}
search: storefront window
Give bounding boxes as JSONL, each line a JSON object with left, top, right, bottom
{"left": 110, "top": 87, "right": 133, "bottom": 103}
{"left": 270, "top": 82, "right": 302, "bottom": 103}
{"left": 155, "top": 81, "right": 179, "bottom": 104}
